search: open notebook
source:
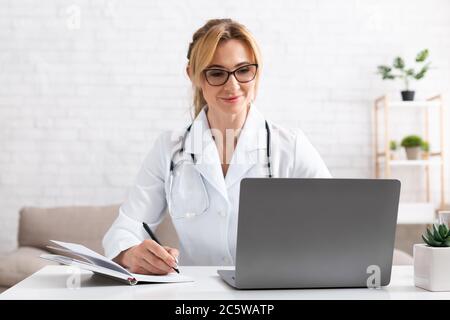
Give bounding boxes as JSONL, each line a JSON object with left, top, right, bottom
{"left": 40, "top": 240, "right": 193, "bottom": 285}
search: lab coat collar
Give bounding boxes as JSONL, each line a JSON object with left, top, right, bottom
{"left": 183, "top": 104, "right": 268, "bottom": 194}
{"left": 183, "top": 104, "right": 267, "bottom": 155}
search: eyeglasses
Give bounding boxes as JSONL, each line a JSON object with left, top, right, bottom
{"left": 203, "top": 64, "right": 258, "bottom": 86}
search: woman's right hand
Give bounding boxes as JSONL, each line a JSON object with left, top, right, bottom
{"left": 114, "top": 240, "right": 179, "bottom": 275}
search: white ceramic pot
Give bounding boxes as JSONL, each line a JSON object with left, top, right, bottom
{"left": 414, "top": 244, "right": 450, "bottom": 291}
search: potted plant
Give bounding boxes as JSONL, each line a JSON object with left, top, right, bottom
{"left": 389, "top": 140, "right": 398, "bottom": 160}
{"left": 377, "top": 49, "right": 431, "bottom": 101}
{"left": 401, "top": 135, "right": 423, "bottom": 160}
{"left": 421, "top": 140, "right": 430, "bottom": 159}
{"left": 414, "top": 224, "right": 450, "bottom": 291}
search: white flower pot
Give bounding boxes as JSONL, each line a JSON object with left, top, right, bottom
{"left": 414, "top": 244, "right": 450, "bottom": 291}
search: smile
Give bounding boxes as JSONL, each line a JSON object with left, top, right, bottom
{"left": 220, "top": 96, "right": 243, "bottom": 103}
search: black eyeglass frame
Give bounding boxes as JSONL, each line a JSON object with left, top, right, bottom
{"left": 203, "top": 63, "right": 258, "bottom": 86}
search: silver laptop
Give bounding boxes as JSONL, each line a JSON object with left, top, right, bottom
{"left": 218, "top": 178, "right": 401, "bottom": 289}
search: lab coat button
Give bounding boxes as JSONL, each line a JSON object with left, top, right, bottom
{"left": 222, "top": 257, "right": 231, "bottom": 264}
{"left": 218, "top": 210, "right": 226, "bottom": 217}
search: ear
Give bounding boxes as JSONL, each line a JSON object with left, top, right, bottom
{"left": 186, "top": 66, "right": 192, "bottom": 81}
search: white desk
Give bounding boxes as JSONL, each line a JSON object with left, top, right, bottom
{"left": 0, "top": 265, "right": 449, "bottom": 300}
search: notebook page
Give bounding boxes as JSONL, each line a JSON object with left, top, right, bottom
{"left": 40, "top": 254, "right": 135, "bottom": 284}
{"left": 40, "top": 254, "right": 194, "bottom": 284}
{"left": 50, "top": 240, "right": 131, "bottom": 276}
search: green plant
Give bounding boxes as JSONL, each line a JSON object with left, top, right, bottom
{"left": 422, "top": 224, "right": 450, "bottom": 247}
{"left": 390, "top": 140, "right": 398, "bottom": 151}
{"left": 421, "top": 141, "right": 430, "bottom": 152}
{"left": 377, "top": 49, "right": 431, "bottom": 91}
{"left": 401, "top": 135, "right": 423, "bottom": 148}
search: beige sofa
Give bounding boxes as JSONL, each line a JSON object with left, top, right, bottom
{"left": 0, "top": 204, "right": 412, "bottom": 293}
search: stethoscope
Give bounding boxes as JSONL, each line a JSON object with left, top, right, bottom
{"left": 167, "top": 118, "right": 272, "bottom": 216}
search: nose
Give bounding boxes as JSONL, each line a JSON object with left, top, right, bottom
{"left": 223, "top": 73, "right": 240, "bottom": 91}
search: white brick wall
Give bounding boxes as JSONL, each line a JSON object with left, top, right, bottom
{"left": 0, "top": 0, "right": 449, "bottom": 253}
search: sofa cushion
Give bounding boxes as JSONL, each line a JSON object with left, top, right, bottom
{"left": 0, "top": 247, "right": 57, "bottom": 287}
{"left": 18, "top": 204, "right": 120, "bottom": 255}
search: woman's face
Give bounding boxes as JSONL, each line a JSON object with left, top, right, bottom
{"left": 199, "top": 39, "right": 257, "bottom": 116}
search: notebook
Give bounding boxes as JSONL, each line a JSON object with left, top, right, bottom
{"left": 40, "top": 240, "right": 193, "bottom": 285}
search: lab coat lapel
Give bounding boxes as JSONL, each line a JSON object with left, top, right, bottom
{"left": 224, "top": 105, "right": 267, "bottom": 189}
{"left": 183, "top": 108, "right": 228, "bottom": 199}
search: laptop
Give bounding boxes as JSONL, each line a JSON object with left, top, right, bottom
{"left": 218, "top": 178, "right": 401, "bottom": 289}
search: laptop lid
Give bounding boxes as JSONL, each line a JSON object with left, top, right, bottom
{"left": 234, "top": 178, "right": 400, "bottom": 289}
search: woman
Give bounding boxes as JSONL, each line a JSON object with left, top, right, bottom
{"left": 103, "top": 19, "right": 331, "bottom": 275}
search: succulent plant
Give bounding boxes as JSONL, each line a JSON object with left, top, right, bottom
{"left": 422, "top": 224, "right": 450, "bottom": 247}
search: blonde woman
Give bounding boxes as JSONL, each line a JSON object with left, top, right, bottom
{"left": 103, "top": 19, "right": 331, "bottom": 275}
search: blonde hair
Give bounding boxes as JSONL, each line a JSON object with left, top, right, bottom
{"left": 187, "top": 19, "right": 262, "bottom": 118}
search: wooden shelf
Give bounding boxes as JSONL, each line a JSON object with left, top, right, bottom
{"left": 379, "top": 160, "right": 443, "bottom": 166}
{"left": 373, "top": 94, "right": 447, "bottom": 223}
{"left": 376, "top": 152, "right": 442, "bottom": 158}
{"left": 385, "top": 101, "right": 441, "bottom": 108}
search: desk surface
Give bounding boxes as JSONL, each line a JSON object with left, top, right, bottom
{"left": 0, "top": 265, "right": 448, "bottom": 300}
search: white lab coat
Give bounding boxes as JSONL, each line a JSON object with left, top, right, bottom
{"left": 102, "top": 105, "right": 332, "bottom": 266}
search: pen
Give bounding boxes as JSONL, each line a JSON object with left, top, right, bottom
{"left": 142, "top": 222, "right": 180, "bottom": 274}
